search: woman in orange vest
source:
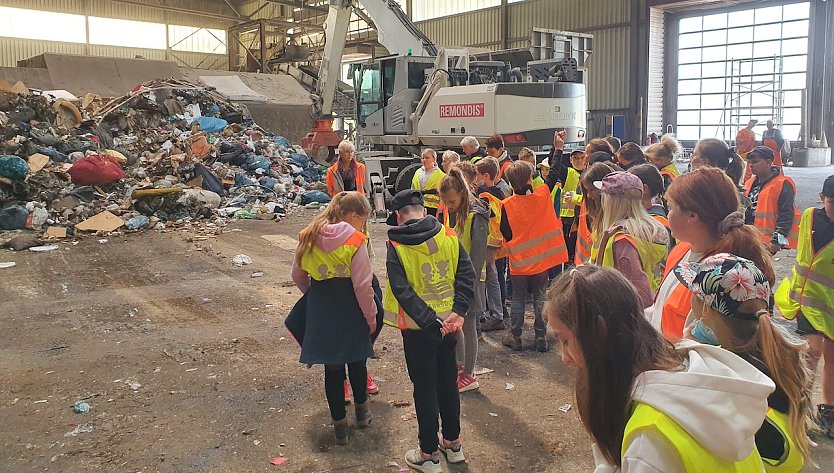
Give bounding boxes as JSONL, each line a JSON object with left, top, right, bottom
{"left": 646, "top": 167, "right": 775, "bottom": 341}
{"left": 326, "top": 140, "right": 367, "bottom": 197}
{"left": 499, "top": 160, "right": 568, "bottom": 352}
{"left": 744, "top": 146, "right": 801, "bottom": 255}
{"left": 574, "top": 162, "right": 618, "bottom": 266}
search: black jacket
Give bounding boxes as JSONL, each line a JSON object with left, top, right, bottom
{"left": 387, "top": 216, "right": 475, "bottom": 329}
{"left": 468, "top": 148, "right": 488, "bottom": 163}
{"left": 745, "top": 166, "right": 796, "bottom": 245}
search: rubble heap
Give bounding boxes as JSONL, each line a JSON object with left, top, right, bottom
{"left": 0, "top": 79, "right": 330, "bottom": 238}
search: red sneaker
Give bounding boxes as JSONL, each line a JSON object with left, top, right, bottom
{"left": 366, "top": 374, "right": 379, "bottom": 395}
{"left": 457, "top": 374, "right": 480, "bottom": 393}
{"left": 344, "top": 379, "right": 352, "bottom": 404}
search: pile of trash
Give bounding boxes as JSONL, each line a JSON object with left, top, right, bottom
{"left": 0, "top": 78, "right": 330, "bottom": 240}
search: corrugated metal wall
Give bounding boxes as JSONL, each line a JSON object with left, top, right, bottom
{"left": 418, "top": 7, "right": 503, "bottom": 49}
{"left": 647, "top": 7, "right": 665, "bottom": 135}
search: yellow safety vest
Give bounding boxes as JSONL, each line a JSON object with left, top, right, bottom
{"left": 599, "top": 230, "right": 668, "bottom": 292}
{"left": 761, "top": 408, "right": 804, "bottom": 473}
{"left": 441, "top": 209, "right": 486, "bottom": 282}
{"left": 775, "top": 207, "right": 834, "bottom": 339}
{"left": 532, "top": 175, "right": 545, "bottom": 189}
{"left": 560, "top": 167, "right": 581, "bottom": 218}
{"left": 624, "top": 402, "right": 765, "bottom": 473}
{"left": 661, "top": 163, "right": 680, "bottom": 179}
{"left": 382, "top": 226, "right": 459, "bottom": 330}
{"left": 480, "top": 192, "right": 504, "bottom": 248}
{"left": 412, "top": 167, "right": 445, "bottom": 209}
{"left": 298, "top": 229, "right": 366, "bottom": 280}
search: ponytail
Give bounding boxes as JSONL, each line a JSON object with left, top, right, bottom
{"left": 296, "top": 191, "right": 372, "bottom": 262}
{"left": 726, "top": 151, "right": 745, "bottom": 188}
{"left": 708, "top": 224, "right": 776, "bottom": 285}
{"left": 439, "top": 167, "right": 472, "bottom": 235}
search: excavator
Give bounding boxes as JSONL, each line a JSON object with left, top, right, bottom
{"left": 299, "top": 0, "right": 590, "bottom": 208}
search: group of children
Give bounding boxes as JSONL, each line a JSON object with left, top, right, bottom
{"left": 288, "top": 131, "right": 833, "bottom": 472}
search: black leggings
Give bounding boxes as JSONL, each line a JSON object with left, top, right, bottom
{"left": 324, "top": 361, "right": 368, "bottom": 421}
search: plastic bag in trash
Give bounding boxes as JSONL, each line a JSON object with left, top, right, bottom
{"left": 241, "top": 154, "right": 271, "bottom": 172}
{"left": 219, "top": 142, "right": 247, "bottom": 165}
{"left": 234, "top": 173, "right": 255, "bottom": 187}
{"left": 67, "top": 155, "right": 125, "bottom": 186}
{"left": 194, "top": 116, "right": 228, "bottom": 133}
{"left": 36, "top": 146, "right": 68, "bottom": 163}
{"left": 289, "top": 153, "right": 310, "bottom": 168}
{"left": 300, "top": 167, "right": 321, "bottom": 183}
{"left": 258, "top": 176, "right": 278, "bottom": 191}
{"left": 194, "top": 163, "right": 225, "bottom": 196}
{"left": 0, "top": 204, "right": 29, "bottom": 230}
{"left": 273, "top": 136, "right": 291, "bottom": 148}
{"left": 0, "top": 156, "right": 29, "bottom": 181}
{"left": 300, "top": 190, "right": 331, "bottom": 205}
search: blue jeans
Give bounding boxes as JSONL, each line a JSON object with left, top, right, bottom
{"left": 509, "top": 272, "right": 548, "bottom": 338}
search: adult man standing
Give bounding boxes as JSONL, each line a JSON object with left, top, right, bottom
{"left": 460, "top": 136, "right": 487, "bottom": 164}
{"left": 326, "top": 140, "right": 366, "bottom": 197}
{"left": 762, "top": 120, "right": 785, "bottom": 167}
{"left": 737, "top": 119, "right": 758, "bottom": 181}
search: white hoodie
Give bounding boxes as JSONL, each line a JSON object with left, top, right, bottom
{"left": 592, "top": 340, "right": 775, "bottom": 473}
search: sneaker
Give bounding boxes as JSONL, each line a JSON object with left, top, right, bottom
{"left": 481, "top": 318, "right": 505, "bottom": 332}
{"left": 404, "top": 448, "right": 442, "bottom": 473}
{"left": 355, "top": 402, "right": 373, "bottom": 428}
{"left": 344, "top": 379, "right": 352, "bottom": 405}
{"left": 439, "top": 438, "right": 466, "bottom": 463}
{"left": 535, "top": 336, "right": 549, "bottom": 352}
{"left": 502, "top": 332, "right": 522, "bottom": 351}
{"left": 818, "top": 404, "right": 834, "bottom": 439}
{"left": 333, "top": 420, "right": 348, "bottom": 445}
{"left": 366, "top": 374, "right": 379, "bottom": 395}
{"left": 457, "top": 374, "right": 480, "bottom": 393}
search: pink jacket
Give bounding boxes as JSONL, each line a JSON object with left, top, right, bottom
{"left": 292, "top": 222, "right": 377, "bottom": 329}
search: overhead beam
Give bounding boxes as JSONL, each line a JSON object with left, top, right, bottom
{"left": 260, "top": 0, "right": 329, "bottom": 13}
{"left": 108, "top": 0, "right": 247, "bottom": 22}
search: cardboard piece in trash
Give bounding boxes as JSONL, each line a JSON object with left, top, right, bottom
{"left": 44, "top": 226, "right": 68, "bottom": 238}
{"left": 75, "top": 211, "right": 124, "bottom": 232}
{"left": 0, "top": 80, "right": 29, "bottom": 94}
{"left": 27, "top": 153, "right": 50, "bottom": 174}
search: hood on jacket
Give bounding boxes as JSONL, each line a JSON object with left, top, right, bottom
{"left": 631, "top": 340, "right": 775, "bottom": 462}
{"left": 388, "top": 215, "right": 443, "bottom": 250}
{"left": 312, "top": 221, "right": 361, "bottom": 253}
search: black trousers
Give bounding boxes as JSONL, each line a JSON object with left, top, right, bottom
{"left": 402, "top": 326, "right": 460, "bottom": 454}
{"left": 324, "top": 361, "right": 367, "bottom": 421}
{"left": 562, "top": 216, "right": 577, "bottom": 263}
{"left": 495, "top": 256, "right": 510, "bottom": 319}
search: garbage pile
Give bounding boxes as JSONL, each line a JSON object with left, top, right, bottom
{"left": 0, "top": 78, "right": 330, "bottom": 239}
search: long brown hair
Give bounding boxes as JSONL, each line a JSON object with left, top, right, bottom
{"left": 545, "top": 265, "right": 684, "bottom": 465}
{"left": 666, "top": 167, "right": 775, "bottom": 283}
{"left": 694, "top": 138, "right": 745, "bottom": 187}
{"left": 296, "top": 191, "right": 371, "bottom": 262}
{"left": 721, "top": 301, "right": 812, "bottom": 464}
{"left": 439, "top": 167, "right": 473, "bottom": 235}
{"left": 579, "top": 162, "right": 617, "bottom": 236}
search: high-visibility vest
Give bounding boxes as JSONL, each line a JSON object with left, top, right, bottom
{"left": 660, "top": 163, "right": 680, "bottom": 182}
{"left": 298, "top": 229, "right": 366, "bottom": 280}
{"left": 480, "top": 192, "right": 504, "bottom": 248}
{"left": 575, "top": 200, "right": 592, "bottom": 266}
{"left": 497, "top": 157, "right": 512, "bottom": 181}
{"left": 532, "top": 175, "right": 545, "bottom": 189}
{"left": 326, "top": 160, "right": 366, "bottom": 197}
{"left": 775, "top": 208, "right": 834, "bottom": 339}
{"left": 744, "top": 175, "right": 801, "bottom": 249}
{"left": 761, "top": 408, "right": 805, "bottom": 472}
{"left": 762, "top": 135, "right": 784, "bottom": 167}
{"left": 412, "top": 167, "right": 445, "bottom": 209}
{"left": 560, "top": 167, "right": 581, "bottom": 218}
{"left": 382, "top": 226, "right": 459, "bottom": 330}
{"left": 440, "top": 208, "right": 486, "bottom": 282}
{"left": 599, "top": 231, "right": 668, "bottom": 292}
{"left": 624, "top": 402, "right": 765, "bottom": 473}
{"left": 660, "top": 241, "right": 693, "bottom": 340}
{"left": 501, "top": 184, "right": 568, "bottom": 275}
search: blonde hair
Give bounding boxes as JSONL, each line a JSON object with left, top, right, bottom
{"left": 338, "top": 140, "right": 355, "bottom": 154}
{"left": 645, "top": 134, "right": 681, "bottom": 163}
{"left": 600, "top": 193, "right": 668, "bottom": 245}
{"left": 518, "top": 147, "right": 536, "bottom": 163}
{"left": 453, "top": 161, "right": 477, "bottom": 183}
{"left": 296, "top": 191, "right": 371, "bottom": 262}
{"left": 721, "top": 301, "right": 812, "bottom": 464}
{"left": 439, "top": 167, "right": 473, "bottom": 235}
{"left": 442, "top": 150, "right": 461, "bottom": 172}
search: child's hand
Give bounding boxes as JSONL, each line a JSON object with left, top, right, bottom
{"left": 553, "top": 130, "right": 566, "bottom": 151}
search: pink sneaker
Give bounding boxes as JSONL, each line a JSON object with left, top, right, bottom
{"left": 344, "top": 379, "right": 352, "bottom": 404}
{"left": 366, "top": 374, "right": 379, "bottom": 395}
{"left": 457, "top": 374, "right": 480, "bottom": 393}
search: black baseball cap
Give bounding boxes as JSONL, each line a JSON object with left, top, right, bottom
{"left": 386, "top": 189, "right": 424, "bottom": 226}
{"left": 748, "top": 146, "right": 775, "bottom": 162}
{"left": 823, "top": 175, "right": 834, "bottom": 198}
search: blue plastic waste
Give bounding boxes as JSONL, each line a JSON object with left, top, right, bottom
{"left": 0, "top": 156, "right": 29, "bottom": 181}
{"left": 241, "top": 155, "right": 271, "bottom": 172}
{"left": 234, "top": 173, "right": 255, "bottom": 187}
{"left": 273, "top": 136, "right": 291, "bottom": 148}
{"left": 204, "top": 103, "right": 221, "bottom": 117}
{"left": 300, "top": 190, "right": 331, "bottom": 205}
{"left": 258, "top": 176, "right": 278, "bottom": 190}
{"left": 290, "top": 153, "right": 310, "bottom": 168}
{"left": 124, "top": 215, "right": 150, "bottom": 231}
{"left": 300, "top": 167, "right": 321, "bottom": 183}
{"left": 73, "top": 400, "right": 91, "bottom": 414}
{"left": 194, "top": 116, "right": 229, "bottom": 133}
{"left": 37, "top": 146, "right": 68, "bottom": 163}
{"left": 0, "top": 204, "right": 28, "bottom": 230}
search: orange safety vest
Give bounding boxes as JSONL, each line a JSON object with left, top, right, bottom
{"left": 659, "top": 242, "right": 693, "bottom": 341}
{"left": 744, "top": 175, "right": 801, "bottom": 249}
{"left": 326, "top": 160, "right": 366, "bottom": 197}
{"left": 659, "top": 164, "right": 679, "bottom": 183}
{"left": 479, "top": 191, "right": 504, "bottom": 248}
{"left": 501, "top": 185, "right": 568, "bottom": 275}
{"left": 762, "top": 135, "right": 784, "bottom": 167}
{"left": 497, "top": 158, "right": 512, "bottom": 181}
{"left": 575, "top": 200, "right": 592, "bottom": 266}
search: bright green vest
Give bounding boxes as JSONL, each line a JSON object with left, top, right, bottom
{"left": 441, "top": 210, "right": 486, "bottom": 282}
{"left": 761, "top": 408, "right": 804, "bottom": 473}
{"left": 298, "top": 230, "right": 366, "bottom": 280}
{"left": 560, "top": 167, "right": 581, "bottom": 218}
{"left": 532, "top": 175, "right": 545, "bottom": 189}
{"left": 775, "top": 208, "right": 834, "bottom": 339}
{"left": 624, "top": 402, "right": 765, "bottom": 473}
{"left": 412, "top": 167, "right": 445, "bottom": 209}
{"left": 383, "top": 226, "right": 460, "bottom": 330}
{"left": 600, "top": 231, "right": 668, "bottom": 292}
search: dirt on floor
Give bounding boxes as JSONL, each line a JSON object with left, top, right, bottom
{"left": 1, "top": 210, "right": 831, "bottom": 473}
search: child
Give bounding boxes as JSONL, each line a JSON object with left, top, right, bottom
{"left": 289, "top": 191, "right": 377, "bottom": 445}
{"left": 676, "top": 254, "right": 811, "bottom": 471}
{"left": 438, "top": 168, "right": 490, "bottom": 393}
{"left": 645, "top": 134, "right": 682, "bottom": 191}
{"left": 383, "top": 189, "right": 475, "bottom": 472}
{"left": 546, "top": 265, "right": 775, "bottom": 472}
{"left": 776, "top": 174, "right": 834, "bottom": 439}
{"left": 500, "top": 160, "right": 568, "bottom": 352}
{"left": 592, "top": 171, "right": 668, "bottom": 308}
{"left": 475, "top": 157, "right": 509, "bottom": 331}
{"left": 615, "top": 142, "right": 647, "bottom": 170}
{"left": 559, "top": 149, "right": 588, "bottom": 263}
{"left": 517, "top": 147, "right": 544, "bottom": 188}
{"left": 412, "top": 148, "right": 445, "bottom": 217}
{"left": 743, "top": 146, "right": 801, "bottom": 255}
{"left": 629, "top": 163, "right": 673, "bottom": 246}
{"left": 485, "top": 134, "right": 514, "bottom": 181}
{"left": 575, "top": 162, "right": 617, "bottom": 266}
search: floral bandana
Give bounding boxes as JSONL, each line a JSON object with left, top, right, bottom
{"left": 673, "top": 253, "right": 770, "bottom": 321}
